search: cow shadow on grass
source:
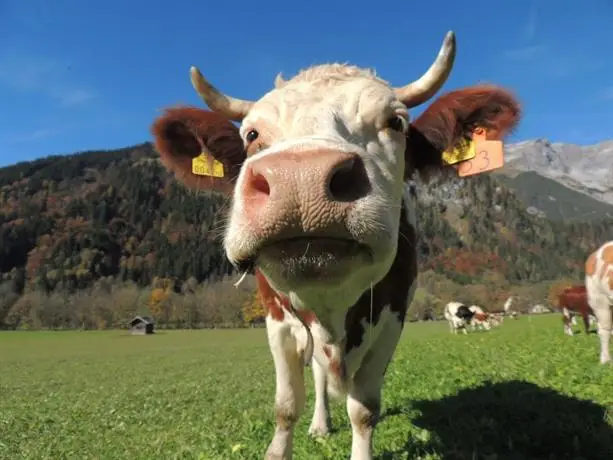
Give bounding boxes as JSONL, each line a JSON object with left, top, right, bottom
{"left": 380, "top": 380, "right": 613, "bottom": 460}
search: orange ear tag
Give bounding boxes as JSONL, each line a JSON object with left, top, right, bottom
{"left": 443, "top": 129, "right": 505, "bottom": 177}
{"left": 455, "top": 140, "right": 505, "bottom": 177}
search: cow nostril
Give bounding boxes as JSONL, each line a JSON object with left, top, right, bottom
{"left": 243, "top": 167, "right": 271, "bottom": 205}
{"left": 251, "top": 172, "right": 270, "bottom": 196}
{"left": 328, "top": 156, "right": 370, "bottom": 202}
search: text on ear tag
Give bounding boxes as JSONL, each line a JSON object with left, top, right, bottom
{"left": 192, "top": 152, "right": 225, "bottom": 178}
{"left": 454, "top": 140, "right": 505, "bottom": 177}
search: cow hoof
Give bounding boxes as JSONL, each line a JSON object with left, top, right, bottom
{"left": 308, "top": 423, "right": 331, "bottom": 437}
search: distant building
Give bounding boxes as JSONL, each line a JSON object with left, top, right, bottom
{"left": 129, "top": 316, "right": 155, "bottom": 335}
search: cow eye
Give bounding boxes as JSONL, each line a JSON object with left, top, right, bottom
{"left": 246, "top": 129, "right": 259, "bottom": 143}
{"left": 387, "top": 115, "right": 408, "bottom": 134}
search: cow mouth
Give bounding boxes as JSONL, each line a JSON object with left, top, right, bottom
{"left": 236, "top": 237, "right": 371, "bottom": 280}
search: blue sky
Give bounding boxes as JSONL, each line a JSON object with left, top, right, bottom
{"left": 0, "top": 0, "right": 611, "bottom": 167}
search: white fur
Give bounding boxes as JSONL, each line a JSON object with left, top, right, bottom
{"left": 585, "top": 241, "right": 613, "bottom": 364}
{"left": 444, "top": 301, "right": 470, "bottom": 334}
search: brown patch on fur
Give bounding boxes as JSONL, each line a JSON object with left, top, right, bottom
{"left": 600, "top": 246, "right": 613, "bottom": 289}
{"left": 150, "top": 106, "right": 246, "bottom": 194}
{"left": 602, "top": 245, "right": 613, "bottom": 265}
{"left": 558, "top": 286, "right": 593, "bottom": 317}
{"left": 406, "top": 85, "right": 521, "bottom": 181}
{"left": 275, "top": 404, "right": 298, "bottom": 430}
{"left": 323, "top": 346, "right": 332, "bottom": 358}
{"left": 351, "top": 399, "right": 381, "bottom": 437}
{"left": 585, "top": 251, "right": 597, "bottom": 277}
{"left": 474, "top": 312, "right": 488, "bottom": 322}
{"left": 255, "top": 269, "right": 286, "bottom": 321}
{"left": 294, "top": 309, "right": 318, "bottom": 326}
{"left": 329, "top": 359, "right": 345, "bottom": 379}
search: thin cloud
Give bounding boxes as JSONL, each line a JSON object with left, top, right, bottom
{"left": 522, "top": 5, "right": 539, "bottom": 42}
{"left": 11, "top": 128, "right": 62, "bottom": 143}
{"left": 0, "top": 51, "right": 96, "bottom": 107}
{"left": 502, "top": 44, "right": 549, "bottom": 61}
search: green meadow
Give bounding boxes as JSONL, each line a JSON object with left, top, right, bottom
{"left": 1, "top": 315, "right": 612, "bottom": 460}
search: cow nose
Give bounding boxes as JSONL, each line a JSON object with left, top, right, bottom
{"left": 242, "top": 149, "right": 371, "bottom": 208}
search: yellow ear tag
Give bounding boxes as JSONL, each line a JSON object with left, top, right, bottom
{"left": 442, "top": 138, "right": 477, "bottom": 165}
{"left": 192, "top": 152, "right": 224, "bottom": 178}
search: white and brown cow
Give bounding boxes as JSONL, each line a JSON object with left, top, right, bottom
{"left": 150, "top": 31, "right": 521, "bottom": 459}
{"left": 585, "top": 241, "right": 613, "bottom": 364}
{"left": 468, "top": 305, "right": 492, "bottom": 331}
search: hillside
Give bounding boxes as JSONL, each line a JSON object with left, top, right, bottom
{"left": 0, "top": 142, "right": 612, "bottom": 329}
{"left": 494, "top": 170, "right": 613, "bottom": 221}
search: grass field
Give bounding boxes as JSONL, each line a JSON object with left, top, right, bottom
{"left": 1, "top": 315, "right": 613, "bottom": 460}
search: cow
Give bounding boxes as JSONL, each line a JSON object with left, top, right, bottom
{"left": 444, "top": 302, "right": 476, "bottom": 334}
{"left": 468, "top": 305, "right": 492, "bottom": 331}
{"left": 150, "top": 31, "right": 521, "bottom": 459}
{"left": 489, "top": 312, "right": 504, "bottom": 327}
{"left": 503, "top": 295, "right": 519, "bottom": 319}
{"left": 556, "top": 285, "right": 595, "bottom": 336}
{"left": 585, "top": 241, "right": 613, "bottom": 364}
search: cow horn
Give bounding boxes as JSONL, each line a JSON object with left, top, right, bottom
{"left": 274, "top": 73, "right": 286, "bottom": 88}
{"left": 190, "top": 66, "right": 254, "bottom": 121}
{"left": 394, "top": 31, "right": 457, "bottom": 108}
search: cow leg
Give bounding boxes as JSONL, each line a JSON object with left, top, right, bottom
{"left": 581, "top": 312, "right": 591, "bottom": 334}
{"left": 265, "top": 316, "right": 306, "bottom": 460}
{"left": 347, "top": 318, "right": 403, "bottom": 460}
{"left": 591, "top": 299, "right": 612, "bottom": 364}
{"left": 308, "top": 358, "right": 331, "bottom": 437}
{"left": 562, "top": 308, "right": 574, "bottom": 336}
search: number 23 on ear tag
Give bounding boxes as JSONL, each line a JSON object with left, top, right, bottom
{"left": 454, "top": 140, "right": 504, "bottom": 177}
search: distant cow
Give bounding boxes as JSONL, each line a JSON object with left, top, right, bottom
{"left": 151, "top": 30, "right": 521, "bottom": 459}
{"left": 444, "top": 302, "right": 475, "bottom": 334}
{"left": 585, "top": 241, "right": 613, "bottom": 364}
{"left": 557, "top": 285, "right": 594, "bottom": 336}
{"left": 468, "top": 305, "right": 492, "bottom": 331}
{"left": 503, "top": 295, "right": 519, "bottom": 319}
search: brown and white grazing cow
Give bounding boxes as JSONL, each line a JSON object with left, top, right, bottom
{"left": 556, "top": 285, "right": 595, "bottom": 336}
{"left": 150, "top": 31, "right": 521, "bottom": 459}
{"left": 468, "top": 305, "right": 492, "bottom": 331}
{"left": 585, "top": 241, "right": 613, "bottom": 364}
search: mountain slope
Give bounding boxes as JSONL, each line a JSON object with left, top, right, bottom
{"left": 0, "top": 141, "right": 612, "bottom": 299}
{"left": 494, "top": 170, "right": 613, "bottom": 221}
{"left": 501, "top": 139, "right": 613, "bottom": 207}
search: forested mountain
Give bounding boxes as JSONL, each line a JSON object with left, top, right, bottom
{"left": 0, "top": 142, "right": 611, "bottom": 329}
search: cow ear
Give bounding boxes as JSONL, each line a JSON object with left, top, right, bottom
{"left": 151, "top": 106, "right": 246, "bottom": 194}
{"left": 405, "top": 85, "right": 521, "bottom": 182}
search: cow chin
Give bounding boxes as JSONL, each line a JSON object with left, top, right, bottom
{"left": 250, "top": 236, "right": 396, "bottom": 310}
{"left": 257, "top": 237, "right": 371, "bottom": 284}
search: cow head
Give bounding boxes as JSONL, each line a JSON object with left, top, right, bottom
{"left": 151, "top": 32, "right": 521, "bottom": 311}
{"left": 456, "top": 305, "right": 476, "bottom": 323}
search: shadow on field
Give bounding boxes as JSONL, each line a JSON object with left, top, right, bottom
{"left": 381, "top": 380, "right": 613, "bottom": 460}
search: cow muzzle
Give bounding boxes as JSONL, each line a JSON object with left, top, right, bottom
{"left": 230, "top": 148, "right": 374, "bottom": 284}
